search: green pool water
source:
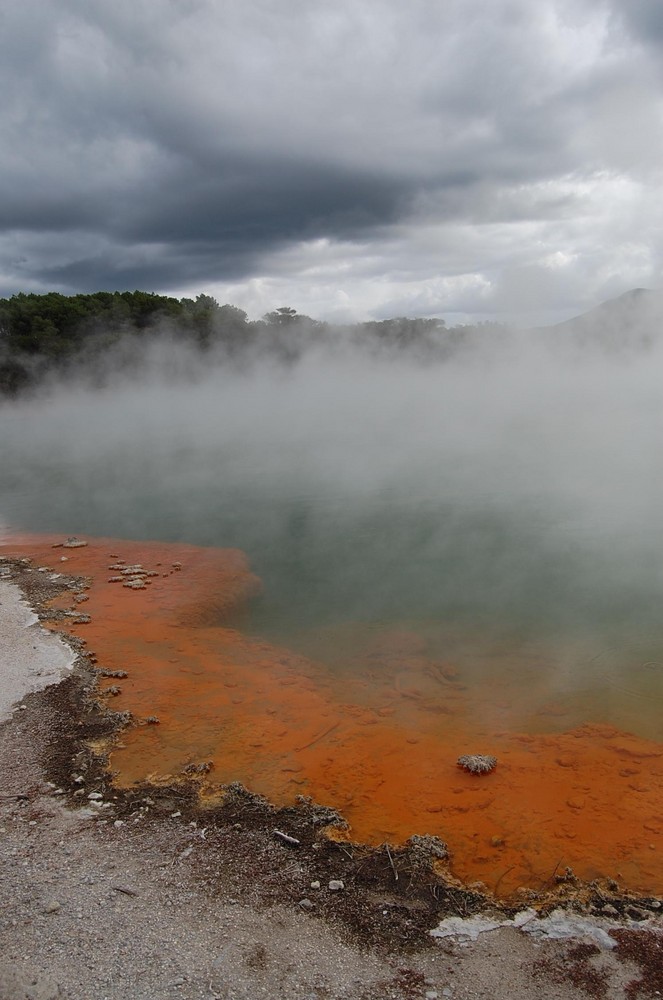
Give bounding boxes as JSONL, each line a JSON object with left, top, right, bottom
{"left": 2, "top": 350, "right": 663, "bottom": 739}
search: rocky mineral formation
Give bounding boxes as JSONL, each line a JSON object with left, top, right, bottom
{"left": 457, "top": 754, "right": 497, "bottom": 775}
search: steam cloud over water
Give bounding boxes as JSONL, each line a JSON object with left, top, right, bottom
{"left": 2, "top": 330, "right": 663, "bottom": 736}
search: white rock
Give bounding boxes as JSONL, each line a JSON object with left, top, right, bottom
{"left": 328, "top": 880, "right": 344, "bottom": 891}
{"left": 431, "top": 908, "right": 630, "bottom": 950}
{"left": 430, "top": 915, "right": 503, "bottom": 941}
{"left": 519, "top": 909, "right": 620, "bottom": 949}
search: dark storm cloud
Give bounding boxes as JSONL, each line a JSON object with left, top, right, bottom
{"left": 121, "top": 160, "right": 409, "bottom": 245}
{"left": 0, "top": 0, "right": 661, "bottom": 318}
{"left": 9, "top": 154, "right": 409, "bottom": 292}
{"left": 33, "top": 166, "right": 407, "bottom": 291}
{"left": 613, "top": 0, "right": 663, "bottom": 45}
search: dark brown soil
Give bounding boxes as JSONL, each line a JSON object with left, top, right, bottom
{"left": 610, "top": 929, "right": 663, "bottom": 998}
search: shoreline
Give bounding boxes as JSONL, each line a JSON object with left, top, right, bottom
{"left": 3, "top": 531, "right": 663, "bottom": 900}
{"left": 2, "top": 543, "right": 663, "bottom": 996}
{"left": 3, "top": 533, "right": 663, "bottom": 903}
{"left": 0, "top": 574, "right": 75, "bottom": 723}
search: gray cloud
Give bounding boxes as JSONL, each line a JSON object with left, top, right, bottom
{"left": 613, "top": 0, "right": 663, "bottom": 45}
{"left": 1, "top": 0, "right": 662, "bottom": 319}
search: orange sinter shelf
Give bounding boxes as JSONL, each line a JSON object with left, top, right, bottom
{"left": 4, "top": 532, "right": 663, "bottom": 899}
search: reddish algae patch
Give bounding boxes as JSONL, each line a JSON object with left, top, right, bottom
{"left": 4, "top": 531, "right": 663, "bottom": 899}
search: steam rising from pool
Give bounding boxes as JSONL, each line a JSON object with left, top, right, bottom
{"left": 2, "top": 335, "right": 663, "bottom": 740}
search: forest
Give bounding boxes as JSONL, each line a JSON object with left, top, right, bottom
{"left": 0, "top": 290, "right": 505, "bottom": 394}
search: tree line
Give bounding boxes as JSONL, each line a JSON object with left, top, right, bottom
{"left": 0, "top": 290, "right": 505, "bottom": 394}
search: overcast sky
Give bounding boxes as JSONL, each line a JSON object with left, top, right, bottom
{"left": 1, "top": 0, "right": 662, "bottom": 324}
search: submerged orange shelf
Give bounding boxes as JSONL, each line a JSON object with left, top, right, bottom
{"left": 4, "top": 531, "right": 663, "bottom": 898}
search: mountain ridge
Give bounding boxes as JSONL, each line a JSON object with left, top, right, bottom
{"left": 544, "top": 286, "right": 662, "bottom": 332}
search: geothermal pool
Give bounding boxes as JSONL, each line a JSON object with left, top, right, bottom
{"left": 2, "top": 347, "right": 663, "bottom": 895}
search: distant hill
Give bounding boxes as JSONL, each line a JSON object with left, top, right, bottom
{"left": 540, "top": 288, "right": 663, "bottom": 351}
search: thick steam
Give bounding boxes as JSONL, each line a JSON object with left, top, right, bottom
{"left": 2, "top": 309, "right": 663, "bottom": 736}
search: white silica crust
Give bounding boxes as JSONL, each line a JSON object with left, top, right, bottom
{"left": 430, "top": 908, "right": 660, "bottom": 949}
{"left": 0, "top": 579, "right": 75, "bottom": 722}
{"left": 457, "top": 754, "right": 497, "bottom": 774}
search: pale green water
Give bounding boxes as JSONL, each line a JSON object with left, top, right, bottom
{"left": 2, "top": 349, "right": 663, "bottom": 738}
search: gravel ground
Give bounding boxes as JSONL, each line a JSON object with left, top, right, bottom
{"left": 1, "top": 560, "right": 662, "bottom": 999}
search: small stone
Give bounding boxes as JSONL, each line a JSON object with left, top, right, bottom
{"left": 328, "top": 880, "right": 344, "bottom": 891}
{"left": 44, "top": 900, "right": 61, "bottom": 914}
{"left": 299, "top": 898, "right": 314, "bottom": 909}
{"left": 566, "top": 796, "right": 585, "bottom": 811}
{"left": 88, "top": 791, "right": 103, "bottom": 800}
{"left": 426, "top": 992, "right": 439, "bottom": 999}
{"left": 310, "top": 880, "right": 321, "bottom": 889}
{"left": 113, "top": 820, "right": 125, "bottom": 828}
